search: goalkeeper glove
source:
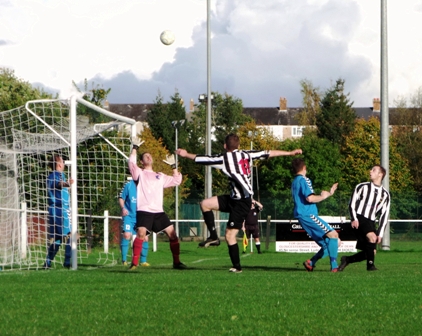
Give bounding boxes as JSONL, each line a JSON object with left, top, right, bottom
{"left": 163, "top": 154, "right": 176, "bottom": 169}
{"left": 131, "top": 136, "right": 144, "bottom": 150}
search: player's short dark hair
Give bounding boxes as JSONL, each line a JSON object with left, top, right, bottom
{"left": 225, "top": 133, "right": 240, "bottom": 151}
{"left": 374, "top": 164, "right": 387, "bottom": 180}
{"left": 292, "top": 158, "right": 305, "bottom": 174}
{"left": 140, "top": 152, "right": 150, "bottom": 163}
{"left": 50, "top": 154, "right": 62, "bottom": 170}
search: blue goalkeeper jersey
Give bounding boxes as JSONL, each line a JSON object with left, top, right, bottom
{"left": 119, "top": 180, "right": 137, "bottom": 224}
{"left": 47, "top": 171, "right": 70, "bottom": 209}
{"left": 291, "top": 174, "right": 318, "bottom": 218}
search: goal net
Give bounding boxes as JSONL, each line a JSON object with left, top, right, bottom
{"left": 0, "top": 96, "right": 137, "bottom": 270}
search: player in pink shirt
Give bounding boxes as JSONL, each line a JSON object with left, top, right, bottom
{"left": 128, "top": 137, "right": 186, "bottom": 270}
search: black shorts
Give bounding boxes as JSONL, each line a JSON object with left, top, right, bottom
{"left": 245, "top": 224, "right": 260, "bottom": 239}
{"left": 135, "top": 211, "right": 172, "bottom": 235}
{"left": 218, "top": 195, "right": 252, "bottom": 230}
{"left": 355, "top": 214, "right": 376, "bottom": 250}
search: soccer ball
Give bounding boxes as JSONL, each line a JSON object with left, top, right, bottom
{"left": 160, "top": 30, "right": 175, "bottom": 46}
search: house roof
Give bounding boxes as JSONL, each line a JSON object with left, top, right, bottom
{"left": 105, "top": 102, "right": 399, "bottom": 126}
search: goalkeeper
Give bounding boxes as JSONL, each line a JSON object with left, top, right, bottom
{"left": 128, "top": 137, "right": 186, "bottom": 270}
{"left": 44, "top": 155, "right": 74, "bottom": 269}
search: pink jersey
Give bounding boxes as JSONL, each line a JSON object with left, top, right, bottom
{"left": 129, "top": 152, "right": 182, "bottom": 213}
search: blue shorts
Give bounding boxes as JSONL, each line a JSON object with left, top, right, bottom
{"left": 48, "top": 206, "right": 71, "bottom": 240}
{"left": 297, "top": 214, "right": 334, "bottom": 243}
{"left": 122, "top": 218, "right": 136, "bottom": 235}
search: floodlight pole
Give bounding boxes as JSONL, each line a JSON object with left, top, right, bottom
{"left": 172, "top": 119, "right": 185, "bottom": 237}
{"left": 380, "top": 0, "right": 390, "bottom": 250}
{"left": 206, "top": 0, "right": 212, "bottom": 202}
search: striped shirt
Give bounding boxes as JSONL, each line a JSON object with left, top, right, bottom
{"left": 349, "top": 182, "right": 391, "bottom": 238}
{"left": 194, "top": 149, "right": 270, "bottom": 200}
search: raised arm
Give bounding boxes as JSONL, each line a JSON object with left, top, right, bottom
{"left": 268, "top": 149, "right": 302, "bottom": 158}
{"left": 176, "top": 148, "right": 197, "bottom": 160}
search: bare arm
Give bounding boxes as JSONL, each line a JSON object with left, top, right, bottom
{"left": 119, "top": 198, "right": 128, "bottom": 216}
{"left": 306, "top": 183, "right": 338, "bottom": 203}
{"left": 268, "top": 149, "right": 302, "bottom": 158}
{"left": 176, "top": 148, "right": 197, "bottom": 160}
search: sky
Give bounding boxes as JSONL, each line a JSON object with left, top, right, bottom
{"left": 1, "top": 0, "right": 422, "bottom": 109}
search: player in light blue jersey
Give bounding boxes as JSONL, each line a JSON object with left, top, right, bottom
{"left": 291, "top": 158, "right": 339, "bottom": 272}
{"left": 44, "top": 155, "right": 73, "bottom": 269}
{"left": 119, "top": 179, "right": 149, "bottom": 266}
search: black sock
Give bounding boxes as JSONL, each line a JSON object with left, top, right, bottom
{"left": 366, "top": 242, "right": 376, "bottom": 269}
{"left": 203, "top": 211, "right": 218, "bottom": 239}
{"left": 256, "top": 243, "right": 261, "bottom": 253}
{"left": 228, "top": 243, "right": 241, "bottom": 270}
{"left": 348, "top": 251, "right": 367, "bottom": 264}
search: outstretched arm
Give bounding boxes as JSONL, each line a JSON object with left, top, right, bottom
{"left": 176, "top": 148, "right": 197, "bottom": 160}
{"left": 268, "top": 149, "right": 302, "bottom": 158}
{"left": 306, "top": 183, "right": 338, "bottom": 203}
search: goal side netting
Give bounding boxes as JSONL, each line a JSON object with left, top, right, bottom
{"left": 0, "top": 96, "right": 137, "bottom": 270}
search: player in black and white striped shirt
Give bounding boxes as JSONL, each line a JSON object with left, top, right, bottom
{"left": 339, "top": 165, "right": 391, "bottom": 271}
{"left": 177, "top": 133, "right": 302, "bottom": 273}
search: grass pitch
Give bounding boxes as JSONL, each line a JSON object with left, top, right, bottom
{"left": 0, "top": 240, "right": 421, "bottom": 336}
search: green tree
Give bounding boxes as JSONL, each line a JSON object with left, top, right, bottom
{"left": 391, "top": 88, "right": 422, "bottom": 193}
{"left": 296, "top": 79, "right": 321, "bottom": 126}
{"left": 147, "top": 91, "right": 188, "bottom": 152}
{"left": 0, "top": 68, "right": 53, "bottom": 111}
{"left": 341, "top": 117, "right": 415, "bottom": 219}
{"left": 258, "top": 132, "right": 342, "bottom": 219}
{"left": 316, "top": 79, "right": 356, "bottom": 145}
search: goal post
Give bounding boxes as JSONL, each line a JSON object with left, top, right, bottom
{"left": 0, "top": 95, "right": 138, "bottom": 271}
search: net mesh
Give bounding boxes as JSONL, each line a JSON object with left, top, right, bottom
{"left": 0, "top": 98, "right": 135, "bottom": 270}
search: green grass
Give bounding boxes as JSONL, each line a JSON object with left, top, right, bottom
{"left": 0, "top": 240, "right": 421, "bottom": 336}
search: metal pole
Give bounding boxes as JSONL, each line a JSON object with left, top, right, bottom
{"left": 70, "top": 95, "right": 78, "bottom": 270}
{"left": 250, "top": 140, "right": 253, "bottom": 193}
{"left": 206, "top": 0, "right": 212, "bottom": 200}
{"left": 175, "top": 127, "right": 179, "bottom": 237}
{"left": 204, "top": 0, "right": 212, "bottom": 240}
{"left": 380, "top": 0, "right": 390, "bottom": 250}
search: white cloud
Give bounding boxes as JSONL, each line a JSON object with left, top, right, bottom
{"left": 1, "top": 0, "right": 422, "bottom": 108}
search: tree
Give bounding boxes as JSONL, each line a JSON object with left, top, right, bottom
{"left": 391, "top": 88, "right": 422, "bottom": 193}
{"left": 147, "top": 91, "right": 188, "bottom": 152}
{"left": 296, "top": 79, "right": 321, "bottom": 126}
{"left": 258, "top": 132, "right": 342, "bottom": 219}
{"left": 316, "top": 79, "right": 356, "bottom": 145}
{"left": 341, "top": 117, "right": 415, "bottom": 219}
{"left": 0, "top": 68, "right": 53, "bottom": 111}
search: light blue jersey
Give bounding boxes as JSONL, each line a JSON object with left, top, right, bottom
{"left": 119, "top": 180, "right": 137, "bottom": 234}
{"left": 291, "top": 174, "right": 318, "bottom": 218}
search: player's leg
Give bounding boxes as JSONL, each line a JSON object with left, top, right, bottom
{"left": 159, "top": 214, "right": 186, "bottom": 269}
{"left": 130, "top": 211, "right": 149, "bottom": 269}
{"left": 140, "top": 234, "right": 150, "bottom": 266}
{"left": 253, "top": 226, "right": 262, "bottom": 254}
{"left": 62, "top": 208, "right": 72, "bottom": 268}
{"left": 325, "top": 229, "right": 339, "bottom": 271}
{"left": 44, "top": 207, "right": 62, "bottom": 268}
{"left": 120, "top": 227, "right": 132, "bottom": 265}
{"left": 226, "top": 198, "right": 251, "bottom": 273}
{"left": 226, "top": 227, "right": 242, "bottom": 272}
{"left": 198, "top": 196, "right": 221, "bottom": 247}
{"left": 365, "top": 232, "right": 378, "bottom": 271}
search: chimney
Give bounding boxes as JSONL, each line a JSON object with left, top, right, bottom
{"left": 373, "top": 98, "right": 381, "bottom": 112}
{"left": 189, "top": 98, "right": 194, "bottom": 112}
{"left": 279, "top": 97, "right": 287, "bottom": 111}
{"left": 103, "top": 100, "right": 109, "bottom": 109}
